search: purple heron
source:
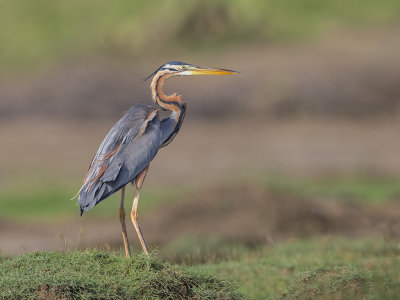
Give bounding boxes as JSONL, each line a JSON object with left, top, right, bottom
{"left": 76, "top": 61, "right": 237, "bottom": 257}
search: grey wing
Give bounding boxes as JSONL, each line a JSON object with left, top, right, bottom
{"left": 77, "top": 102, "right": 161, "bottom": 214}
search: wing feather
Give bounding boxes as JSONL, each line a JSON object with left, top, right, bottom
{"left": 77, "top": 102, "right": 161, "bottom": 214}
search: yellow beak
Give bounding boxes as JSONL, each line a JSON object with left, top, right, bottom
{"left": 190, "top": 67, "right": 238, "bottom": 75}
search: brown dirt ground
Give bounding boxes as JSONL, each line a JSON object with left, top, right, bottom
{"left": 1, "top": 28, "right": 400, "bottom": 121}
{"left": 2, "top": 117, "right": 400, "bottom": 190}
{"left": 1, "top": 184, "right": 400, "bottom": 256}
{"left": 145, "top": 184, "right": 400, "bottom": 244}
{"left": 2, "top": 29, "right": 400, "bottom": 188}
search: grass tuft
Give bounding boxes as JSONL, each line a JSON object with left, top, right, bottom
{"left": 286, "top": 266, "right": 369, "bottom": 299}
{"left": 0, "top": 250, "right": 245, "bottom": 300}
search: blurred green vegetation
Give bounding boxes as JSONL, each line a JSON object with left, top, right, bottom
{"left": 1, "top": 174, "right": 399, "bottom": 221}
{"left": 0, "top": 178, "right": 185, "bottom": 221}
{"left": 159, "top": 236, "right": 252, "bottom": 265}
{"left": 261, "top": 174, "right": 400, "bottom": 204}
{"left": 1, "top": 0, "right": 400, "bottom": 74}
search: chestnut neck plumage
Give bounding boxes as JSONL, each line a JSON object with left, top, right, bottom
{"left": 150, "top": 71, "right": 186, "bottom": 147}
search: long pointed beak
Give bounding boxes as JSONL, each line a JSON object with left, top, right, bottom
{"left": 190, "top": 67, "right": 239, "bottom": 75}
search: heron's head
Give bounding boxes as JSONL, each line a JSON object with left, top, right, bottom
{"left": 144, "top": 61, "right": 238, "bottom": 81}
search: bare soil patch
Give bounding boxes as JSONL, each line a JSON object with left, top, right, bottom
{"left": 145, "top": 184, "right": 400, "bottom": 244}
{"left": 1, "top": 29, "right": 400, "bottom": 121}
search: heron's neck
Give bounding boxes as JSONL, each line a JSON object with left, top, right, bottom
{"left": 151, "top": 71, "right": 186, "bottom": 147}
{"left": 151, "top": 71, "right": 185, "bottom": 113}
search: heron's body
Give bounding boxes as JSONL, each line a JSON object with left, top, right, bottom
{"left": 76, "top": 61, "right": 236, "bottom": 257}
{"left": 78, "top": 103, "right": 159, "bottom": 212}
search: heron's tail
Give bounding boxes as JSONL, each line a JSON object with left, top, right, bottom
{"left": 77, "top": 181, "right": 119, "bottom": 215}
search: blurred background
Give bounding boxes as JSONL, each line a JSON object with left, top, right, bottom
{"left": 1, "top": 0, "right": 400, "bottom": 261}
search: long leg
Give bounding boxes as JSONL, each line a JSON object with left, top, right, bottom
{"left": 119, "top": 186, "right": 131, "bottom": 258}
{"left": 131, "top": 165, "right": 149, "bottom": 255}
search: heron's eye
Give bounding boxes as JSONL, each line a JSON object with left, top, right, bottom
{"left": 181, "top": 65, "right": 187, "bottom": 70}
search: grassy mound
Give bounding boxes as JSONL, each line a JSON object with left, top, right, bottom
{"left": 0, "top": 251, "right": 244, "bottom": 300}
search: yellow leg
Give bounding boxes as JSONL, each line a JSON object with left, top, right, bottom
{"left": 119, "top": 186, "right": 131, "bottom": 258}
{"left": 131, "top": 166, "right": 149, "bottom": 255}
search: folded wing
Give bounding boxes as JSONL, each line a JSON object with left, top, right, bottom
{"left": 77, "top": 102, "right": 161, "bottom": 214}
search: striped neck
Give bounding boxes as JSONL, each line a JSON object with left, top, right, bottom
{"left": 150, "top": 71, "right": 186, "bottom": 147}
{"left": 150, "top": 71, "right": 185, "bottom": 113}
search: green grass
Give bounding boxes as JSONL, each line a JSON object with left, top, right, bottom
{"left": 1, "top": 238, "right": 399, "bottom": 299}
{"left": 0, "top": 250, "right": 245, "bottom": 300}
{"left": 1, "top": 0, "right": 400, "bottom": 74}
{"left": 196, "top": 238, "right": 400, "bottom": 299}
